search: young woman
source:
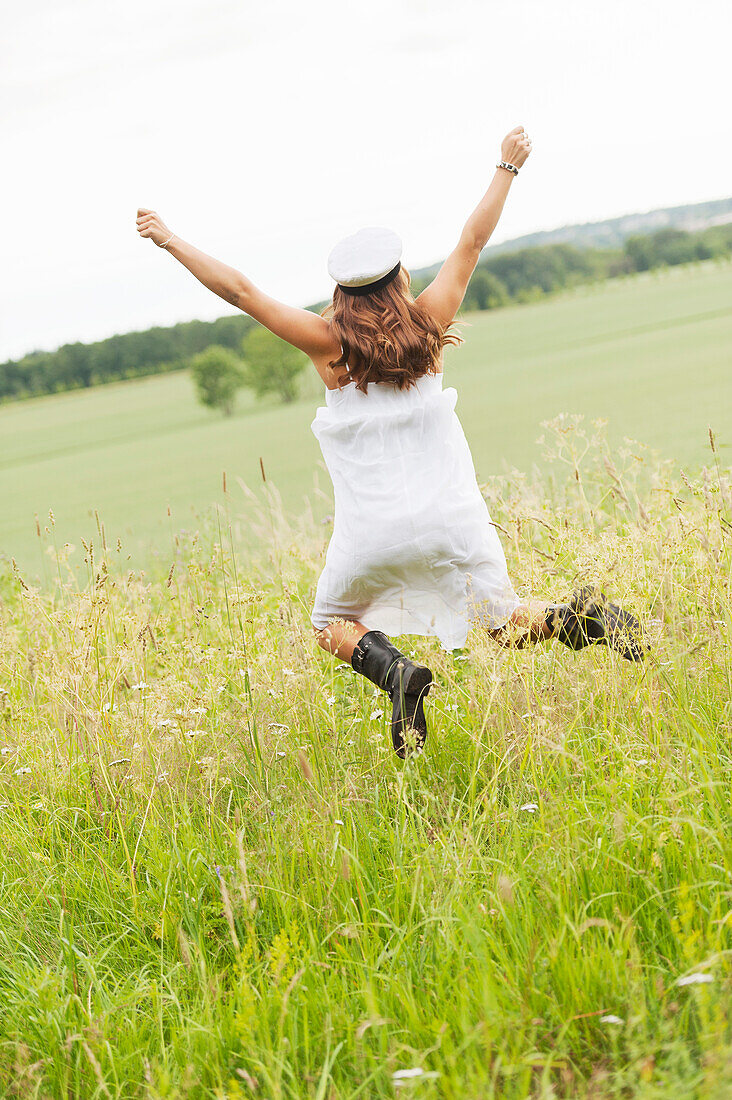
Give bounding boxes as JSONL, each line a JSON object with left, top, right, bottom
{"left": 137, "top": 125, "right": 647, "bottom": 759}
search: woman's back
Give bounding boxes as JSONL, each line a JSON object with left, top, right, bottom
{"left": 310, "top": 370, "right": 520, "bottom": 649}
{"left": 313, "top": 371, "right": 474, "bottom": 520}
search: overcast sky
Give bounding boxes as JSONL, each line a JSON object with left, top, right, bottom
{"left": 2, "top": 0, "right": 730, "bottom": 362}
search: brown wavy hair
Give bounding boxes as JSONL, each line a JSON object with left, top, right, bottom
{"left": 319, "top": 265, "right": 463, "bottom": 393}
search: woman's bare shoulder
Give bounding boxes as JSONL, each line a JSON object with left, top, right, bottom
{"left": 310, "top": 333, "right": 350, "bottom": 391}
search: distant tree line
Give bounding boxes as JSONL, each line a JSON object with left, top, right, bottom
{"left": 410, "top": 222, "right": 732, "bottom": 309}
{"left": 0, "top": 313, "right": 258, "bottom": 403}
{"left": 2, "top": 222, "right": 731, "bottom": 404}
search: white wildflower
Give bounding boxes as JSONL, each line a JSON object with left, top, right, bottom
{"left": 334, "top": 819, "right": 344, "bottom": 825}
{"left": 109, "top": 758, "right": 131, "bottom": 767}
{"left": 157, "top": 719, "right": 173, "bottom": 728}
{"left": 276, "top": 751, "right": 286, "bottom": 758}
{"left": 392, "top": 1067, "right": 439, "bottom": 1086}
{"left": 370, "top": 709, "right": 384, "bottom": 720}
{"left": 130, "top": 681, "right": 147, "bottom": 691}
{"left": 325, "top": 694, "right": 336, "bottom": 706}
{"left": 676, "top": 973, "right": 714, "bottom": 986}
{"left": 14, "top": 767, "right": 31, "bottom": 776}
{"left": 600, "top": 1015, "right": 624, "bottom": 1025}
{"left": 520, "top": 803, "right": 539, "bottom": 813}
{"left": 283, "top": 668, "right": 295, "bottom": 676}
{"left": 1, "top": 747, "right": 13, "bottom": 756}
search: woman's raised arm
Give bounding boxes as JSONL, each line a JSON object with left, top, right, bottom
{"left": 136, "top": 208, "right": 335, "bottom": 358}
{"left": 416, "top": 126, "right": 532, "bottom": 328}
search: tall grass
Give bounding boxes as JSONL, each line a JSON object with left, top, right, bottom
{"left": 0, "top": 417, "right": 730, "bottom": 1098}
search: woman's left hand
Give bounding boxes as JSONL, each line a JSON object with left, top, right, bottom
{"left": 500, "top": 126, "right": 533, "bottom": 170}
{"left": 136, "top": 208, "right": 174, "bottom": 247}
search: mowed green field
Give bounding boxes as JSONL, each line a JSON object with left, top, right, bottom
{"left": 2, "top": 260, "right": 731, "bottom": 579}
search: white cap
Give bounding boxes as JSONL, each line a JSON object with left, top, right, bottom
{"left": 327, "top": 226, "right": 403, "bottom": 294}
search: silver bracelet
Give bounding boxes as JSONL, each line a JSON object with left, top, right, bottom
{"left": 496, "top": 161, "right": 519, "bottom": 176}
{"left": 159, "top": 231, "right": 175, "bottom": 249}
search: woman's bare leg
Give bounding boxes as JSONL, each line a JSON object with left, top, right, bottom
{"left": 313, "top": 618, "right": 370, "bottom": 663}
{"left": 485, "top": 598, "right": 554, "bottom": 648}
{"left": 315, "top": 619, "right": 433, "bottom": 757}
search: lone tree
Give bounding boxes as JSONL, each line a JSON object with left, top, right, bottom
{"left": 190, "top": 345, "right": 244, "bottom": 416}
{"left": 241, "top": 326, "right": 308, "bottom": 404}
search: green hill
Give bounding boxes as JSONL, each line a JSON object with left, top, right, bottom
{"left": 1, "top": 260, "right": 730, "bottom": 581}
{"left": 3, "top": 201, "right": 731, "bottom": 404}
{"left": 418, "top": 194, "right": 732, "bottom": 277}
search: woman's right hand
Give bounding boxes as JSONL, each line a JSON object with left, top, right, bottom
{"left": 500, "top": 126, "right": 533, "bottom": 169}
{"left": 136, "top": 208, "right": 174, "bottom": 247}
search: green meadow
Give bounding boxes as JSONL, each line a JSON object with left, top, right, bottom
{"left": 0, "top": 409, "right": 730, "bottom": 1097}
{"left": 1, "top": 259, "right": 731, "bottom": 579}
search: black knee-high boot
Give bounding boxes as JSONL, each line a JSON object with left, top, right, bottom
{"left": 351, "top": 630, "right": 433, "bottom": 758}
{"left": 544, "top": 584, "right": 649, "bottom": 662}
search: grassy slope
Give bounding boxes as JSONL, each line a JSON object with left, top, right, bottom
{"left": 1, "top": 260, "right": 731, "bottom": 580}
{"left": 0, "top": 417, "right": 729, "bottom": 1098}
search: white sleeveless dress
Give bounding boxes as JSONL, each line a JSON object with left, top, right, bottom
{"left": 309, "top": 370, "right": 521, "bottom": 651}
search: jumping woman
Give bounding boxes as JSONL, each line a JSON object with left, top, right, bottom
{"left": 136, "top": 125, "right": 648, "bottom": 759}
